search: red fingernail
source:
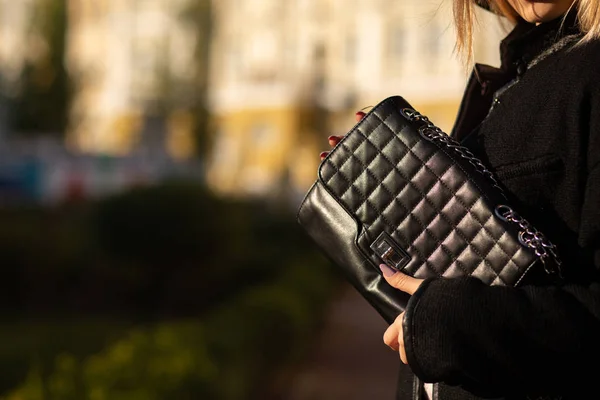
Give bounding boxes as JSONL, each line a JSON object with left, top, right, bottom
{"left": 355, "top": 111, "right": 366, "bottom": 121}
{"left": 320, "top": 151, "right": 328, "bottom": 159}
{"left": 328, "top": 135, "right": 337, "bottom": 141}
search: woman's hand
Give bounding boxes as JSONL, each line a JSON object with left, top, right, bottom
{"left": 320, "top": 111, "right": 367, "bottom": 161}
{"left": 379, "top": 263, "right": 425, "bottom": 364}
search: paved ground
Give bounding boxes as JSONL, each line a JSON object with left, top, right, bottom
{"left": 283, "top": 283, "right": 400, "bottom": 400}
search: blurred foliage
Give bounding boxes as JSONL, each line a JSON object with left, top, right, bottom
{"left": 0, "top": 182, "right": 340, "bottom": 399}
{"left": 10, "top": 0, "right": 70, "bottom": 135}
{"left": 183, "top": 0, "right": 213, "bottom": 159}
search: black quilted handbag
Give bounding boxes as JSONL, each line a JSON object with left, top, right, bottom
{"left": 297, "top": 96, "right": 562, "bottom": 324}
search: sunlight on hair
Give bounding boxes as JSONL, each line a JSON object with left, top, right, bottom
{"left": 578, "top": 0, "right": 600, "bottom": 43}
{"left": 453, "top": 0, "right": 600, "bottom": 68}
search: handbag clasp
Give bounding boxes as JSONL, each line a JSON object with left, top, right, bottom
{"left": 370, "top": 232, "right": 410, "bottom": 271}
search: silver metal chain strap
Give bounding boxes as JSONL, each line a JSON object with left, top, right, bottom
{"left": 400, "top": 108, "right": 506, "bottom": 195}
{"left": 495, "top": 206, "right": 562, "bottom": 276}
{"left": 400, "top": 107, "right": 562, "bottom": 277}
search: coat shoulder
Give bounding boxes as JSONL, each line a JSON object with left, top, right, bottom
{"left": 562, "top": 38, "right": 600, "bottom": 82}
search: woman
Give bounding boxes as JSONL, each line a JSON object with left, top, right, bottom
{"left": 322, "top": 0, "right": 600, "bottom": 398}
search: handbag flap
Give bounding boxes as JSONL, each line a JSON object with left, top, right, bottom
{"left": 316, "top": 96, "right": 538, "bottom": 286}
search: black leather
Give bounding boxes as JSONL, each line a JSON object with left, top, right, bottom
{"left": 297, "top": 96, "right": 553, "bottom": 323}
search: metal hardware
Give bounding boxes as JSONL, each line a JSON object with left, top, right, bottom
{"left": 402, "top": 108, "right": 506, "bottom": 197}
{"left": 370, "top": 232, "right": 410, "bottom": 271}
{"left": 400, "top": 106, "right": 562, "bottom": 278}
{"left": 494, "top": 205, "right": 512, "bottom": 221}
{"left": 400, "top": 108, "right": 418, "bottom": 120}
{"left": 495, "top": 205, "right": 563, "bottom": 277}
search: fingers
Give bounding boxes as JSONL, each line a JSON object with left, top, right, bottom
{"left": 328, "top": 135, "right": 343, "bottom": 147}
{"left": 378, "top": 264, "right": 424, "bottom": 295}
{"left": 329, "top": 110, "right": 366, "bottom": 147}
{"left": 383, "top": 322, "right": 399, "bottom": 351}
{"left": 384, "top": 313, "right": 408, "bottom": 364}
{"left": 399, "top": 341, "right": 408, "bottom": 364}
{"left": 320, "top": 135, "right": 343, "bottom": 160}
{"left": 320, "top": 109, "right": 367, "bottom": 160}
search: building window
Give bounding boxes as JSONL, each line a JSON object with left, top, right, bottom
{"left": 424, "top": 23, "right": 444, "bottom": 60}
{"left": 388, "top": 25, "right": 406, "bottom": 61}
{"left": 227, "top": 38, "right": 242, "bottom": 77}
{"left": 251, "top": 122, "right": 275, "bottom": 151}
{"left": 242, "top": 166, "right": 273, "bottom": 196}
{"left": 345, "top": 35, "right": 356, "bottom": 65}
{"left": 211, "top": 128, "right": 240, "bottom": 170}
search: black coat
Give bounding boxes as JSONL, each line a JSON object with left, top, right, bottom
{"left": 396, "top": 12, "right": 600, "bottom": 400}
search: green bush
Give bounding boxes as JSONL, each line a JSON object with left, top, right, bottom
{"left": 5, "top": 262, "right": 337, "bottom": 400}
{"left": 0, "top": 181, "right": 340, "bottom": 398}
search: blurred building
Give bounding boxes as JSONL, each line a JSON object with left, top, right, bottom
{"left": 206, "top": 0, "right": 507, "bottom": 201}
{"left": 66, "top": 0, "right": 209, "bottom": 159}
{"left": 0, "top": 1, "right": 36, "bottom": 85}
{"left": 0, "top": 0, "right": 510, "bottom": 205}
{"left": 0, "top": 0, "right": 208, "bottom": 205}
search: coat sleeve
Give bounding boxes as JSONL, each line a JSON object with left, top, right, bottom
{"left": 401, "top": 162, "right": 600, "bottom": 397}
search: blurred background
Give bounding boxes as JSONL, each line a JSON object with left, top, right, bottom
{"left": 0, "top": 0, "right": 506, "bottom": 399}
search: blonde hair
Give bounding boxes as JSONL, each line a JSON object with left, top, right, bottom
{"left": 454, "top": 0, "right": 600, "bottom": 63}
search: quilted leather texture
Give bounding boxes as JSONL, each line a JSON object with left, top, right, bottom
{"left": 315, "top": 96, "right": 538, "bottom": 287}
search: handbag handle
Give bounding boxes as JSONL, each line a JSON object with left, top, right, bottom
{"left": 400, "top": 108, "right": 563, "bottom": 278}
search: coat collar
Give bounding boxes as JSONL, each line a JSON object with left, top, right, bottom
{"left": 497, "top": 9, "right": 580, "bottom": 75}
{"left": 451, "top": 10, "right": 581, "bottom": 141}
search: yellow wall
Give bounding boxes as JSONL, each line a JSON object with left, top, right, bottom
{"left": 207, "top": 99, "right": 460, "bottom": 199}
{"left": 207, "top": 106, "right": 322, "bottom": 196}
